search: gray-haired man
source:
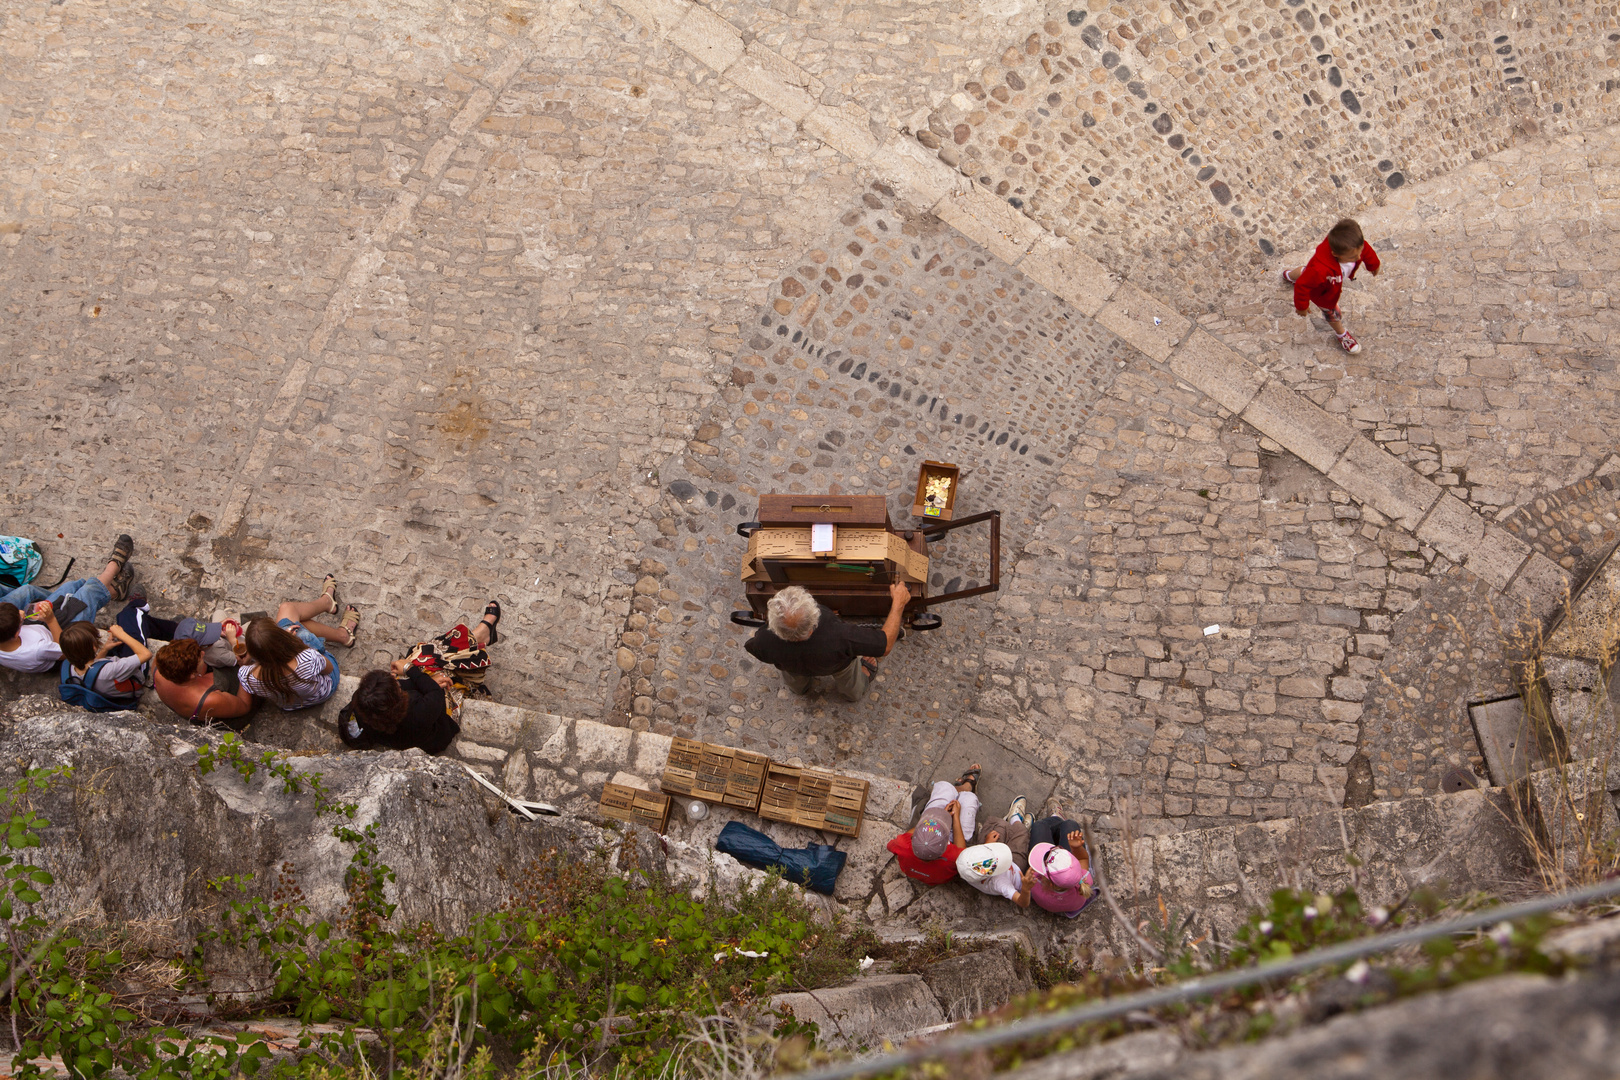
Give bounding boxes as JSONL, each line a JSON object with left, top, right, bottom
{"left": 743, "top": 583, "right": 909, "bottom": 701}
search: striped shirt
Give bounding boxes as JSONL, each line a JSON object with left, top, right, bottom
{"left": 240, "top": 649, "right": 334, "bottom": 710}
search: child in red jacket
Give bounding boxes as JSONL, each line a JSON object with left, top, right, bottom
{"left": 1281, "top": 218, "right": 1380, "bottom": 354}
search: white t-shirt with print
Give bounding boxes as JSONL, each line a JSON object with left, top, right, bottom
{"left": 0, "top": 625, "right": 63, "bottom": 673}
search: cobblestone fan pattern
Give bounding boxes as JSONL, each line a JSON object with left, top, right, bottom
{"left": 1209, "top": 125, "right": 1620, "bottom": 530}
{"left": 914, "top": 0, "right": 1620, "bottom": 308}
{"left": 699, "top": 0, "right": 1059, "bottom": 135}
{"left": 618, "top": 183, "right": 1140, "bottom": 770}
{"left": 1501, "top": 474, "right": 1620, "bottom": 586}
{"left": 971, "top": 360, "right": 1464, "bottom": 835}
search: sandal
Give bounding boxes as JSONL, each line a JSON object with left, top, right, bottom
{"left": 860, "top": 656, "right": 879, "bottom": 678}
{"left": 338, "top": 605, "right": 360, "bottom": 647}
{"left": 107, "top": 534, "right": 134, "bottom": 570}
{"left": 320, "top": 574, "right": 338, "bottom": 614}
{"left": 953, "top": 765, "right": 982, "bottom": 792}
{"left": 480, "top": 600, "right": 501, "bottom": 645}
{"left": 109, "top": 563, "right": 135, "bottom": 602}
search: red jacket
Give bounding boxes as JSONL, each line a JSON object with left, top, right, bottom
{"left": 1293, "top": 237, "right": 1379, "bottom": 313}
{"left": 887, "top": 831, "right": 963, "bottom": 885}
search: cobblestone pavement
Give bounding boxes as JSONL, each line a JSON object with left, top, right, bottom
{"left": 4, "top": 0, "right": 1620, "bottom": 845}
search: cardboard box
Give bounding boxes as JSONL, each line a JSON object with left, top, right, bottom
{"left": 912, "top": 460, "right": 961, "bottom": 521}
{"left": 741, "top": 527, "right": 928, "bottom": 584}
{"left": 599, "top": 783, "right": 672, "bottom": 833}
{"left": 758, "top": 763, "right": 868, "bottom": 837}
{"left": 660, "top": 738, "right": 769, "bottom": 813}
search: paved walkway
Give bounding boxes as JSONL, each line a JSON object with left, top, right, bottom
{"left": 2, "top": 0, "right": 1618, "bottom": 845}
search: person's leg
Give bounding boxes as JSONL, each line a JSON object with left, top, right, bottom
{"left": 1030, "top": 815, "right": 1063, "bottom": 849}
{"left": 277, "top": 597, "right": 334, "bottom": 624}
{"left": 0, "top": 584, "right": 48, "bottom": 609}
{"left": 779, "top": 669, "right": 813, "bottom": 695}
{"left": 277, "top": 599, "right": 350, "bottom": 644}
{"left": 54, "top": 578, "right": 112, "bottom": 623}
{"left": 956, "top": 789, "right": 981, "bottom": 840}
{"left": 924, "top": 779, "right": 958, "bottom": 811}
{"left": 830, "top": 656, "right": 870, "bottom": 701}
{"left": 473, "top": 600, "right": 500, "bottom": 646}
{"left": 1005, "top": 817, "right": 1031, "bottom": 860}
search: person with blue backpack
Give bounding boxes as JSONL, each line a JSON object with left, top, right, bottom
{"left": 58, "top": 620, "right": 151, "bottom": 712}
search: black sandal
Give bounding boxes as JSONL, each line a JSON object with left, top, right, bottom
{"left": 480, "top": 600, "right": 501, "bottom": 645}
{"left": 953, "top": 765, "right": 982, "bottom": 792}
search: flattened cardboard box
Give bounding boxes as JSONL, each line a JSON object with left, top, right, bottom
{"left": 741, "top": 527, "right": 927, "bottom": 584}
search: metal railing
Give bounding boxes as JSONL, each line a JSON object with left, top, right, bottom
{"left": 793, "top": 876, "right": 1620, "bottom": 1080}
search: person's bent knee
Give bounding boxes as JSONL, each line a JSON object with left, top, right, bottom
{"left": 275, "top": 602, "right": 299, "bottom": 621}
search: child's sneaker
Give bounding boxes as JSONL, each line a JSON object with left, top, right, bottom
{"left": 1006, "top": 795, "right": 1028, "bottom": 826}
{"left": 1279, "top": 267, "right": 1295, "bottom": 287}
{"left": 1336, "top": 330, "right": 1362, "bottom": 354}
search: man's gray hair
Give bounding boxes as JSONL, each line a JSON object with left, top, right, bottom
{"left": 766, "top": 586, "right": 820, "bottom": 642}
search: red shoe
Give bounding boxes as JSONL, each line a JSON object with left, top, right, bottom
{"left": 1337, "top": 331, "right": 1362, "bottom": 354}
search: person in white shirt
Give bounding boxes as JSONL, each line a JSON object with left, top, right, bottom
{"left": 0, "top": 601, "right": 65, "bottom": 674}
{"left": 956, "top": 840, "right": 1032, "bottom": 907}
{"left": 0, "top": 534, "right": 138, "bottom": 673}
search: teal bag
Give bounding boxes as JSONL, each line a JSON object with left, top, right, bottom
{"left": 0, "top": 536, "right": 42, "bottom": 591}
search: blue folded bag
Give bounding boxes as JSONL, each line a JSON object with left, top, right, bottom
{"left": 715, "top": 820, "right": 846, "bottom": 896}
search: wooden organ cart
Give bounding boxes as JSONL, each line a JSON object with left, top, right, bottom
{"left": 729, "top": 492, "right": 1000, "bottom": 633}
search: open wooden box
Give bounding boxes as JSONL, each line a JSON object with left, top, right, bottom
{"left": 912, "top": 460, "right": 961, "bottom": 521}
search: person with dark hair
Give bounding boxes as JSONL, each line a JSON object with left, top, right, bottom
{"left": 338, "top": 600, "right": 502, "bottom": 754}
{"left": 1280, "top": 217, "right": 1380, "bottom": 354}
{"left": 0, "top": 534, "right": 136, "bottom": 673}
{"left": 239, "top": 577, "right": 359, "bottom": 710}
{"left": 57, "top": 620, "right": 151, "bottom": 709}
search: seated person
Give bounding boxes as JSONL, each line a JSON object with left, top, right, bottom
{"left": 0, "top": 601, "right": 63, "bottom": 675}
{"left": 238, "top": 579, "right": 360, "bottom": 710}
{"left": 886, "top": 765, "right": 981, "bottom": 885}
{"left": 744, "top": 583, "right": 909, "bottom": 702}
{"left": 956, "top": 839, "right": 1031, "bottom": 908}
{"left": 153, "top": 639, "right": 254, "bottom": 729}
{"left": 338, "top": 601, "right": 501, "bottom": 754}
{"left": 58, "top": 621, "right": 151, "bottom": 710}
{"left": 974, "top": 795, "right": 1032, "bottom": 873}
{"left": 118, "top": 592, "right": 241, "bottom": 670}
{"left": 1027, "top": 800, "right": 1097, "bottom": 918}
{"left": 0, "top": 534, "right": 136, "bottom": 673}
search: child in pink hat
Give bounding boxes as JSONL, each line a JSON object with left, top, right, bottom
{"left": 1027, "top": 837, "right": 1097, "bottom": 919}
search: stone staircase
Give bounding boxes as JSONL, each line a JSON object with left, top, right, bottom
{"left": 3, "top": 660, "right": 1584, "bottom": 1049}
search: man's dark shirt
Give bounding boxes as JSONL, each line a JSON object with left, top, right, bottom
{"left": 745, "top": 604, "right": 887, "bottom": 676}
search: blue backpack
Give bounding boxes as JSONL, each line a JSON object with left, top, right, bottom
{"left": 59, "top": 659, "right": 142, "bottom": 713}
